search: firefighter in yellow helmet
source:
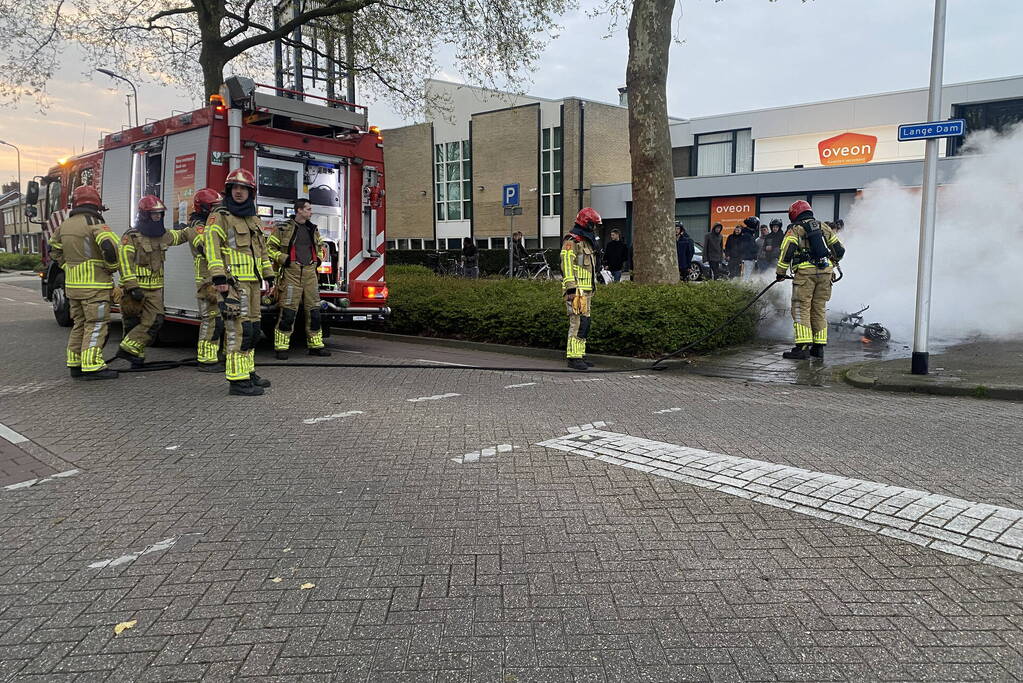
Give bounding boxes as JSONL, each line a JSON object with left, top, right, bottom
{"left": 776, "top": 200, "right": 845, "bottom": 360}
{"left": 561, "top": 207, "right": 601, "bottom": 371}
{"left": 205, "top": 168, "right": 275, "bottom": 396}
{"left": 115, "top": 195, "right": 188, "bottom": 367}
{"left": 48, "top": 185, "right": 121, "bottom": 380}
{"left": 180, "top": 188, "right": 225, "bottom": 372}
{"left": 266, "top": 198, "right": 331, "bottom": 359}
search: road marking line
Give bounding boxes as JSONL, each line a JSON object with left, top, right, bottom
{"left": 653, "top": 407, "right": 683, "bottom": 414}
{"left": 505, "top": 382, "right": 537, "bottom": 388}
{"left": 537, "top": 428, "right": 1023, "bottom": 574}
{"left": 4, "top": 469, "right": 81, "bottom": 491}
{"left": 2, "top": 297, "right": 14, "bottom": 302}
{"left": 302, "top": 410, "right": 364, "bottom": 425}
{"left": 407, "top": 393, "right": 461, "bottom": 403}
{"left": 630, "top": 375, "right": 658, "bottom": 378}
{"left": 573, "top": 378, "right": 605, "bottom": 382}
{"left": 88, "top": 535, "right": 197, "bottom": 569}
{"left": 452, "top": 444, "right": 514, "bottom": 464}
{"left": 415, "top": 358, "right": 471, "bottom": 367}
{"left": 0, "top": 422, "right": 29, "bottom": 444}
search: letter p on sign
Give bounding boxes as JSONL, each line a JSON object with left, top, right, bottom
{"left": 502, "top": 183, "right": 520, "bottom": 208}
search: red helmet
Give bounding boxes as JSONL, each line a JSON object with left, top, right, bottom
{"left": 192, "top": 188, "right": 222, "bottom": 214}
{"left": 71, "top": 185, "right": 102, "bottom": 209}
{"left": 788, "top": 200, "right": 812, "bottom": 223}
{"left": 225, "top": 168, "right": 257, "bottom": 191}
{"left": 138, "top": 195, "right": 166, "bottom": 213}
{"left": 575, "top": 207, "right": 602, "bottom": 228}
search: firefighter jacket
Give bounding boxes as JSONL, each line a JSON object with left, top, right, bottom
{"left": 776, "top": 219, "right": 845, "bottom": 275}
{"left": 118, "top": 227, "right": 187, "bottom": 290}
{"left": 267, "top": 218, "right": 326, "bottom": 270}
{"left": 48, "top": 208, "right": 120, "bottom": 290}
{"left": 181, "top": 215, "right": 211, "bottom": 284}
{"left": 205, "top": 208, "right": 274, "bottom": 283}
{"left": 560, "top": 230, "right": 597, "bottom": 294}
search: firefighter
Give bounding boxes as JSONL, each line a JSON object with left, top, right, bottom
{"left": 266, "top": 198, "right": 331, "bottom": 359}
{"left": 115, "top": 195, "right": 188, "bottom": 367}
{"left": 180, "top": 188, "right": 224, "bottom": 372}
{"left": 776, "top": 200, "right": 845, "bottom": 360}
{"left": 561, "top": 207, "right": 601, "bottom": 371}
{"left": 48, "top": 186, "right": 121, "bottom": 380}
{"left": 205, "top": 168, "right": 275, "bottom": 396}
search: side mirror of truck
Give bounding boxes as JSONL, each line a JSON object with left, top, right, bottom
{"left": 24, "top": 205, "right": 37, "bottom": 219}
{"left": 25, "top": 180, "right": 39, "bottom": 206}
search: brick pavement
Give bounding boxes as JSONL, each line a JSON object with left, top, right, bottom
{"left": 1, "top": 279, "right": 1022, "bottom": 681}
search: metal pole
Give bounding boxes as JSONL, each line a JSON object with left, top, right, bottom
{"left": 126, "top": 95, "right": 133, "bottom": 128}
{"left": 96, "top": 69, "right": 139, "bottom": 127}
{"left": 508, "top": 215, "right": 514, "bottom": 277}
{"left": 911, "top": 0, "right": 947, "bottom": 376}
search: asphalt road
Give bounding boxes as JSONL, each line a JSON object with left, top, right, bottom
{"left": 1, "top": 276, "right": 1021, "bottom": 682}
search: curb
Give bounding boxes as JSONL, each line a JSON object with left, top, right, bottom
{"left": 844, "top": 365, "right": 1023, "bottom": 401}
{"left": 331, "top": 327, "right": 674, "bottom": 371}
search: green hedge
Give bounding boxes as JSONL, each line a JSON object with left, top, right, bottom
{"left": 0, "top": 253, "right": 42, "bottom": 271}
{"left": 379, "top": 266, "right": 764, "bottom": 357}
{"left": 387, "top": 249, "right": 556, "bottom": 276}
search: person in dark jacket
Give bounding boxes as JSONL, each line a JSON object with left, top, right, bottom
{"left": 725, "top": 226, "right": 743, "bottom": 278}
{"left": 460, "top": 237, "right": 479, "bottom": 278}
{"left": 761, "top": 219, "right": 785, "bottom": 272}
{"left": 603, "top": 229, "right": 629, "bottom": 282}
{"left": 675, "top": 222, "right": 695, "bottom": 280}
{"left": 703, "top": 223, "right": 725, "bottom": 279}
{"left": 739, "top": 218, "right": 760, "bottom": 280}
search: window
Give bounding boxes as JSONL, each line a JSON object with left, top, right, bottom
{"left": 541, "top": 127, "right": 563, "bottom": 216}
{"left": 410, "top": 239, "right": 423, "bottom": 250}
{"left": 949, "top": 98, "right": 1023, "bottom": 155}
{"left": 447, "top": 238, "right": 462, "bottom": 249}
{"left": 386, "top": 240, "right": 397, "bottom": 250}
{"left": 424, "top": 239, "right": 436, "bottom": 250}
{"left": 435, "top": 140, "right": 472, "bottom": 221}
{"left": 490, "top": 237, "right": 507, "bottom": 249}
{"left": 45, "top": 179, "right": 62, "bottom": 218}
{"left": 693, "top": 129, "right": 752, "bottom": 176}
{"left": 675, "top": 199, "right": 710, "bottom": 245}
{"left": 475, "top": 239, "right": 488, "bottom": 249}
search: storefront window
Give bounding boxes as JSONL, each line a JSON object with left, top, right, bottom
{"left": 693, "top": 129, "right": 753, "bottom": 176}
{"left": 949, "top": 98, "right": 1023, "bottom": 155}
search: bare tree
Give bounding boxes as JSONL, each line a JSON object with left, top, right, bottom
{"left": 0, "top": 0, "right": 575, "bottom": 117}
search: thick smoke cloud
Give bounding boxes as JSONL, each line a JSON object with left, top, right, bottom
{"left": 831, "top": 123, "right": 1023, "bottom": 343}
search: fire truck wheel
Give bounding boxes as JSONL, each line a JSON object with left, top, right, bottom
{"left": 52, "top": 283, "right": 72, "bottom": 327}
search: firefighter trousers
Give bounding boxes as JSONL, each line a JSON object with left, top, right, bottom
{"left": 791, "top": 268, "right": 833, "bottom": 346}
{"left": 196, "top": 291, "right": 223, "bottom": 365}
{"left": 274, "top": 264, "right": 324, "bottom": 350}
{"left": 66, "top": 289, "right": 112, "bottom": 373}
{"left": 224, "top": 280, "right": 262, "bottom": 382}
{"left": 565, "top": 291, "right": 593, "bottom": 359}
{"left": 119, "top": 288, "right": 165, "bottom": 359}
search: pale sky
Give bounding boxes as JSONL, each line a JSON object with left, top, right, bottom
{"left": 1, "top": 0, "right": 1020, "bottom": 185}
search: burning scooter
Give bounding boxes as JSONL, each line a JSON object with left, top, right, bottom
{"left": 829, "top": 305, "right": 892, "bottom": 344}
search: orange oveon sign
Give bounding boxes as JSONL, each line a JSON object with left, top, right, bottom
{"left": 710, "top": 195, "right": 756, "bottom": 231}
{"left": 818, "top": 132, "right": 877, "bottom": 166}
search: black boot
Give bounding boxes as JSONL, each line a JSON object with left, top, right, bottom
{"left": 782, "top": 345, "right": 810, "bottom": 360}
{"left": 580, "top": 357, "right": 595, "bottom": 367}
{"left": 567, "top": 358, "right": 589, "bottom": 371}
{"left": 81, "top": 368, "right": 119, "bottom": 381}
{"left": 115, "top": 348, "right": 145, "bottom": 369}
{"left": 275, "top": 350, "right": 289, "bottom": 360}
{"left": 250, "top": 373, "right": 271, "bottom": 388}
{"left": 308, "top": 347, "right": 331, "bottom": 357}
{"left": 809, "top": 344, "right": 825, "bottom": 359}
{"left": 69, "top": 367, "right": 83, "bottom": 379}
{"left": 197, "top": 362, "right": 224, "bottom": 373}
{"left": 229, "top": 379, "right": 264, "bottom": 396}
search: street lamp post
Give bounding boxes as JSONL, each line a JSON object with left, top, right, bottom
{"left": 0, "top": 139, "right": 22, "bottom": 255}
{"left": 96, "top": 68, "right": 140, "bottom": 128}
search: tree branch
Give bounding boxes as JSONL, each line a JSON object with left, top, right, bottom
{"left": 224, "top": 0, "right": 381, "bottom": 58}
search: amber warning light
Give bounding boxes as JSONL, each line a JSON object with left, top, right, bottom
{"left": 209, "top": 94, "right": 227, "bottom": 113}
{"left": 364, "top": 285, "right": 388, "bottom": 299}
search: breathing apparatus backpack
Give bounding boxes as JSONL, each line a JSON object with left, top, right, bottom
{"left": 800, "top": 220, "right": 832, "bottom": 268}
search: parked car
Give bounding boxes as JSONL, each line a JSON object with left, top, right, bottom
{"left": 684, "top": 243, "right": 715, "bottom": 281}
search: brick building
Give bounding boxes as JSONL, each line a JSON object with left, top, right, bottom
{"left": 0, "top": 183, "right": 38, "bottom": 253}
{"left": 383, "top": 80, "right": 667, "bottom": 251}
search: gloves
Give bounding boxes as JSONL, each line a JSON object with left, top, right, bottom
{"left": 572, "top": 294, "right": 584, "bottom": 315}
{"left": 775, "top": 273, "right": 788, "bottom": 282}
{"left": 129, "top": 287, "right": 145, "bottom": 301}
{"left": 212, "top": 275, "right": 227, "bottom": 286}
{"left": 264, "top": 276, "right": 275, "bottom": 289}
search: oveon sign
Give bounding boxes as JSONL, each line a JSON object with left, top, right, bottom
{"left": 710, "top": 196, "right": 755, "bottom": 231}
{"left": 817, "top": 132, "right": 877, "bottom": 166}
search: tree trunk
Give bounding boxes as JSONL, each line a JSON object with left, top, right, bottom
{"left": 626, "top": 0, "right": 677, "bottom": 284}
{"left": 196, "top": 0, "right": 227, "bottom": 99}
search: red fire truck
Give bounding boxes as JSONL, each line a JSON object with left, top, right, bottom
{"left": 28, "top": 76, "right": 389, "bottom": 330}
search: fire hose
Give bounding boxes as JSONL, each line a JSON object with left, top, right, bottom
{"left": 107, "top": 279, "right": 785, "bottom": 375}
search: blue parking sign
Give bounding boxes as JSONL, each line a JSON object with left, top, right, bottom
{"left": 502, "top": 183, "right": 520, "bottom": 208}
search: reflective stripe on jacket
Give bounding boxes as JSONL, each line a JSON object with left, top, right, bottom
{"left": 49, "top": 211, "right": 120, "bottom": 289}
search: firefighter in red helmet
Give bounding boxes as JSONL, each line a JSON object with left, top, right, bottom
{"left": 181, "top": 188, "right": 224, "bottom": 371}
{"left": 115, "top": 194, "right": 188, "bottom": 367}
{"left": 48, "top": 186, "right": 121, "bottom": 379}
{"left": 205, "top": 167, "right": 276, "bottom": 396}
{"left": 561, "top": 207, "right": 601, "bottom": 371}
{"left": 776, "top": 200, "right": 845, "bottom": 360}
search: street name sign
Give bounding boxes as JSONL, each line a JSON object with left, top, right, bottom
{"left": 898, "top": 119, "right": 965, "bottom": 141}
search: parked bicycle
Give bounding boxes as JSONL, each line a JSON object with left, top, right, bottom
{"left": 500, "top": 250, "right": 559, "bottom": 280}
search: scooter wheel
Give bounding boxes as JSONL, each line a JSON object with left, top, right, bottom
{"left": 864, "top": 323, "right": 891, "bottom": 343}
